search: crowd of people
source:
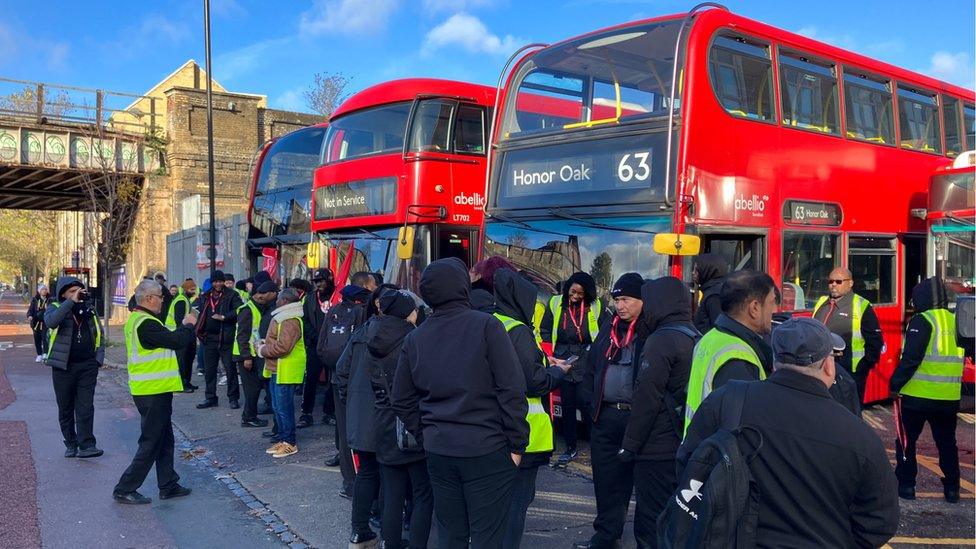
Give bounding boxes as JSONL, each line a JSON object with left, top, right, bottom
{"left": 27, "top": 251, "right": 971, "bottom": 548}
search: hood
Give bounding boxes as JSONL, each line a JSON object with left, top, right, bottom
{"left": 493, "top": 268, "right": 537, "bottom": 325}
{"left": 341, "top": 284, "right": 371, "bottom": 303}
{"left": 419, "top": 257, "right": 470, "bottom": 309}
{"left": 640, "top": 276, "right": 692, "bottom": 332}
{"left": 912, "top": 276, "right": 949, "bottom": 313}
{"left": 562, "top": 271, "right": 598, "bottom": 305}
{"left": 55, "top": 276, "right": 84, "bottom": 301}
{"left": 366, "top": 314, "right": 414, "bottom": 357}
{"left": 271, "top": 300, "right": 304, "bottom": 322}
{"left": 469, "top": 289, "right": 495, "bottom": 313}
{"left": 695, "top": 253, "right": 728, "bottom": 287}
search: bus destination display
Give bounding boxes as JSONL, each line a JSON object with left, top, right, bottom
{"left": 315, "top": 177, "right": 397, "bottom": 221}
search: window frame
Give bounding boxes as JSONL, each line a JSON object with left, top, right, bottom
{"left": 707, "top": 31, "right": 778, "bottom": 126}
{"left": 451, "top": 103, "right": 488, "bottom": 157}
{"left": 780, "top": 229, "right": 842, "bottom": 311}
{"left": 895, "top": 83, "right": 943, "bottom": 155}
{"left": 847, "top": 233, "right": 898, "bottom": 306}
{"left": 841, "top": 69, "right": 896, "bottom": 147}
{"left": 776, "top": 48, "right": 842, "bottom": 137}
{"left": 963, "top": 101, "right": 976, "bottom": 150}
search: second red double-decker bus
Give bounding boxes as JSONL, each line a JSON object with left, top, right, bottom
{"left": 311, "top": 79, "right": 495, "bottom": 291}
{"left": 484, "top": 6, "right": 975, "bottom": 402}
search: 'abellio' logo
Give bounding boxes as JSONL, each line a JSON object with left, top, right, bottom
{"left": 734, "top": 193, "right": 769, "bottom": 217}
{"left": 454, "top": 192, "right": 486, "bottom": 210}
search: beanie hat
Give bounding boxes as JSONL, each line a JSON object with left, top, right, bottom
{"left": 255, "top": 281, "right": 280, "bottom": 294}
{"left": 253, "top": 271, "right": 272, "bottom": 286}
{"left": 181, "top": 280, "right": 197, "bottom": 294}
{"left": 611, "top": 272, "right": 644, "bottom": 300}
{"left": 379, "top": 289, "right": 416, "bottom": 319}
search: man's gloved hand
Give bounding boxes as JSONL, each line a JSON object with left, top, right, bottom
{"left": 617, "top": 448, "right": 634, "bottom": 462}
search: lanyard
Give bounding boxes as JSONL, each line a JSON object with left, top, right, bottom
{"left": 73, "top": 314, "right": 84, "bottom": 342}
{"left": 565, "top": 302, "right": 586, "bottom": 343}
{"left": 208, "top": 291, "right": 220, "bottom": 313}
{"left": 316, "top": 291, "right": 330, "bottom": 312}
{"left": 605, "top": 316, "right": 636, "bottom": 360}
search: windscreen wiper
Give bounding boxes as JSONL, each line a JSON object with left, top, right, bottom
{"left": 358, "top": 227, "right": 388, "bottom": 240}
{"left": 546, "top": 207, "right": 657, "bottom": 234}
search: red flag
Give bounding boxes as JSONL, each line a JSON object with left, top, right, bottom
{"left": 330, "top": 240, "right": 356, "bottom": 304}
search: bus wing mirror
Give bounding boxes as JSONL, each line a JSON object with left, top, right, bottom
{"left": 653, "top": 233, "right": 701, "bottom": 256}
{"left": 397, "top": 226, "right": 416, "bottom": 260}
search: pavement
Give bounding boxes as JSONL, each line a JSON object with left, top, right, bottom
{"left": 0, "top": 291, "right": 973, "bottom": 548}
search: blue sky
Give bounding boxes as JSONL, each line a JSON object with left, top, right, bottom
{"left": 0, "top": 0, "right": 973, "bottom": 113}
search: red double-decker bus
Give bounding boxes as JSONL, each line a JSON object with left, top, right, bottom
{"left": 927, "top": 155, "right": 975, "bottom": 303}
{"left": 483, "top": 6, "right": 975, "bottom": 402}
{"left": 311, "top": 78, "right": 495, "bottom": 291}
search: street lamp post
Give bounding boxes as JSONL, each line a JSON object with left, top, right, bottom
{"left": 203, "top": 0, "right": 217, "bottom": 280}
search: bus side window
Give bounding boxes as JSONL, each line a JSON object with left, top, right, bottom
{"left": 708, "top": 35, "right": 774, "bottom": 121}
{"left": 849, "top": 236, "right": 896, "bottom": 305}
{"left": 843, "top": 72, "right": 894, "bottom": 144}
{"left": 779, "top": 53, "right": 839, "bottom": 134}
{"left": 897, "top": 86, "right": 941, "bottom": 154}
{"left": 963, "top": 103, "right": 975, "bottom": 150}
{"left": 781, "top": 232, "right": 839, "bottom": 310}
{"left": 943, "top": 96, "right": 963, "bottom": 157}
{"left": 453, "top": 105, "right": 486, "bottom": 154}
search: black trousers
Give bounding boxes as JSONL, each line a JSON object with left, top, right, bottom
{"left": 590, "top": 407, "right": 635, "bottom": 547}
{"left": 239, "top": 358, "right": 264, "bottom": 422}
{"left": 203, "top": 339, "right": 238, "bottom": 402}
{"left": 427, "top": 447, "right": 518, "bottom": 549}
{"left": 633, "top": 459, "right": 677, "bottom": 548}
{"left": 351, "top": 451, "right": 381, "bottom": 535}
{"left": 33, "top": 329, "right": 47, "bottom": 356}
{"left": 300, "top": 354, "right": 325, "bottom": 416}
{"left": 895, "top": 405, "right": 960, "bottom": 490}
{"left": 178, "top": 337, "right": 196, "bottom": 388}
{"left": 51, "top": 360, "right": 98, "bottom": 449}
{"left": 334, "top": 384, "right": 355, "bottom": 491}
{"left": 559, "top": 379, "right": 590, "bottom": 450}
{"left": 115, "top": 393, "right": 179, "bottom": 494}
{"left": 382, "top": 460, "right": 433, "bottom": 549}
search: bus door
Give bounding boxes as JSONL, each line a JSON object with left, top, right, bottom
{"left": 900, "top": 233, "right": 926, "bottom": 322}
{"left": 435, "top": 226, "right": 478, "bottom": 268}
{"left": 700, "top": 232, "right": 765, "bottom": 272}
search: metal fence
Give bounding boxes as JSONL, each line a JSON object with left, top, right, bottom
{"left": 165, "top": 214, "right": 251, "bottom": 286}
{"left": 0, "top": 76, "right": 161, "bottom": 135}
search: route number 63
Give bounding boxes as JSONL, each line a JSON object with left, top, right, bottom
{"left": 617, "top": 152, "right": 651, "bottom": 182}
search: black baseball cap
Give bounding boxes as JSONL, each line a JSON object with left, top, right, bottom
{"left": 311, "top": 268, "right": 333, "bottom": 281}
{"left": 255, "top": 281, "right": 280, "bottom": 294}
{"left": 772, "top": 317, "right": 845, "bottom": 366}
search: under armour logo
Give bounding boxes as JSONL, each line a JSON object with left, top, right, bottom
{"left": 331, "top": 326, "right": 346, "bottom": 335}
{"left": 681, "top": 479, "right": 704, "bottom": 503}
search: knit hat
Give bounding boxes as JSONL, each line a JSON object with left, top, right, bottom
{"left": 253, "top": 271, "right": 272, "bottom": 286}
{"left": 255, "top": 281, "right": 280, "bottom": 294}
{"left": 181, "top": 280, "right": 197, "bottom": 294}
{"left": 379, "top": 289, "right": 416, "bottom": 319}
{"left": 611, "top": 272, "right": 644, "bottom": 300}
{"left": 211, "top": 270, "right": 226, "bottom": 283}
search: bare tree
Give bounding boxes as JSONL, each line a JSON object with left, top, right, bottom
{"left": 303, "top": 72, "right": 351, "bottom": 118}
{"left": 0, "top": 85, "right": 73, "bottom": 121}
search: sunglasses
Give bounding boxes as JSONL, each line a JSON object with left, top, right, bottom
{"left": 827, "top": 279, "right": 850, "bottom": 285}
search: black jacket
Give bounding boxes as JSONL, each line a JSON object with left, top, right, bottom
{"left": 336, "top": 319, "right": 376, "bottom": 452}
{"left": 813, "top": 292, "right": 884, "bottom": 376}
{"left": 233, "top": 300, "right": 272, "bottom": 361}
{"left": 44, "top": 277, "right": 105, "bottom": 370}
{"left": 891, "top": 277, "right": 958, "bottom": 413}
{"left": 195, "top": 288, "right": 243, "bottom": 346}
{"left": 302, "top": 289, "right": 332, "bottom": 349}
{"left": 469, "top": 288, "right": 495, "bottom": 313}
{"left": 581, "top": 310, "right": 650, "bottom": 422}
{"left": 622, "top": 277, "right": 696, "bottom": 460}
{"left": 679, "top": 370, "right": 899, "bottom": 548}
{"left": 368, "top": 315, "right": 420, "bottom": 466}
{"left": 540, "top": 272, "right": 607, "bottom": 383}
{"left": 710, "top": 313, "right": 773, "bottom": 388}
{"left": 494, "top": 269, "right": 564, "bottom": 467}
{"left": 392, "top": 258, "right": 529, "bottom": 457}
{"left": 693, "top": 254, "right": 727, "bottom": 334}
{"left": 27, "top": 293, "right": 52, "bottom": 331}
{"left": 133, "top": 306, "right": 195, "bottom": 352}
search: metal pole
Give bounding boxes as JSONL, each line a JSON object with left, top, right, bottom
{"left": 204, "top": 0, "right": 217, "bottom": 280}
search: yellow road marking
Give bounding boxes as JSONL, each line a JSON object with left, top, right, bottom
{"left": 916, "top": 454, "right": 976, "bottom": 493}
{"left": 887, "top": 537, "right": 976, "bottom": 545}
{"left": 957, "top": 413, "right": 974, "bottom": 424}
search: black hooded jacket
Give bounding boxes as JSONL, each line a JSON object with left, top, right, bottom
{"left": 195, "top": 287, "right": 243, "bottom": 346}
{"left": 392, "top": 258, "right": 529, "bottom": 457}
{"left": 540, "top": 271, "right": 606, "bottom": 383}
{"left": 891, "top": 277, "right": 959, "bottom": 412}
{"left": 368, "top": 315, "right": 421, "bottom": 465}
{"left": 622, "top": 277, "right": 697, "bottom": 460}
{"left": 494, "top": 269, "right": 564, "bottom": 466}
{"left": 693, "top": 254, "right": 728, "bottom": 334}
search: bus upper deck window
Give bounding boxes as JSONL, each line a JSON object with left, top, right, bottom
{"left": 779, "top": 53, "right": 838, "bottom": 135}
{"left": 708, "top": 35, "right": 774, "bottom": 122}
{"left": 963, "top": 103, "right": 975, "bottom": 150}
{"left": 843, "top": 72, "right": 894, "bottom": 145}
{"left": 897, "top": 86, "right": 941, "bottom": 154}
{"left": 943, "top": 96, "right": 963, "bottom": 157}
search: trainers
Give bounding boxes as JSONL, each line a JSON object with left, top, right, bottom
{"left": 197, "top": 370, "right": 204, "bottom": 376}
{"left": 898, "top": 485, "right": 916, "bottom": 500}
{"left": 218, "top": 375, "right": 227, "bottom": 386}
{"left": 556, "top": 448, "right": 579, "bottom": 466}
{"left": 35, "top": 355, "right": 43, "bottom": 363}
{"left": 266, "top": 442, "right": 286, "bottom": 454}
{"left": 296, "top": 414, "right": 313, "bottom": 429}
{"left": 272, "top": 443, "right": 298, "bottom": 458}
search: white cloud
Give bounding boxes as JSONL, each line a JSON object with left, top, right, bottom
{"left": 272, "top": 87, "right": 305, "bottom": 111}
{"left": 0, "top": 21, "right": 69, "bottom": 72}
{"left": 300, "top": 0, "right": 400, "bottom": 36}
{"left": 212, "top": 0, "right": 246, "bottom": 18}
{"left": 215, "top": 38, "right": 292, "bottom": 82}
{"left": 0, "top": 23, "right": 16, "bottom": 59}
{"left": 423, "top": 13, "right": 521, "bottom": 56}
{"left": 924, "top": 51, "right": 975, "bottom": 89}
{"left": 422, "top": 0, "right": 496, "bottom": 13}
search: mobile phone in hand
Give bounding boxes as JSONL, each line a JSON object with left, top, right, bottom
{"left": 565, "top": 355, "right": 580, "bottom": 366}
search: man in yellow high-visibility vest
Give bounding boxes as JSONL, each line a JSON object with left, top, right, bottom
{"left": 113, "top": 280, "right": 197, "bottom": 505}
{"left": 890, "top": 277, "right": 965, "bottom": 503}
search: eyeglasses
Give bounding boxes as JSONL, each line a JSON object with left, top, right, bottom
{"left": 147, "top": 293, "right": 163, "bottom": 299}
{"left": 827, "top": 279, "right": 850, "bottom": 285}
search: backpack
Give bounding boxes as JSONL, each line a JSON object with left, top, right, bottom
{"left": 658, "top": 381, "right": 762, "bottom": 549}
{"left": 656, "top": 325, "right": 702, "bottom": 437}
{"left": 318, "top": 301, "right": 364, "bottom": 368}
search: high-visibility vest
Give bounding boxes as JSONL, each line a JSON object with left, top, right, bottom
{"left": 548, "top": 295, "right": 600, "bottom": 345}
{"left": 814, "top": 293, "right": 871, "bottom": 371}
{"left": 265, "top": 318, "right": 307, "bottom": 384}
{"left": 236, "top": 288, "right": 249, "bottom": 302}
{"left": 233, "top": 300, "right": 262, "bottom": 357}
{"left": 684, "top": 328, "right": 765, "bottom": 435}
{"left": 124, "top": 310, "right": 182, "bottom": 395}
{"left": 494, "top": 313, "right": 553, "bottom": 454}
{"left": 900, "top": 309, "right": 964, "bottom": 401}
{"left": 532, "top": 300, "right": 546, "bottom": 344}
{"left": 165, "top": 289, "right": 190, "bottom": 329}
{"left": 48, "top": 300, "right": 102, "bottom": 355}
